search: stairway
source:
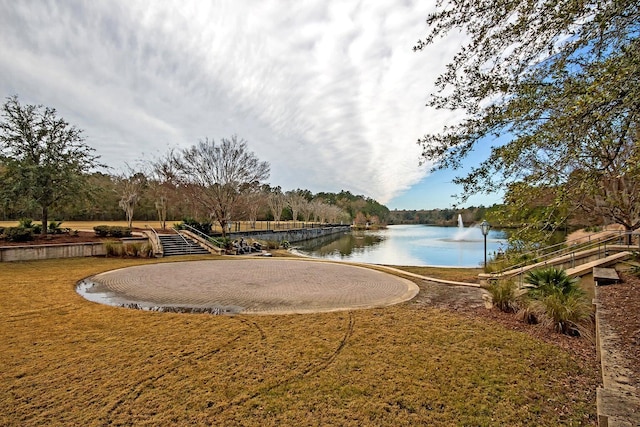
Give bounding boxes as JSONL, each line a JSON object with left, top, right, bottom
{"left": 158, "top": 233, "right": 210, "bottom": 257}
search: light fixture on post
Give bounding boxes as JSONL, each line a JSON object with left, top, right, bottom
{"left": 480, "top": 220, "right": 491, "bottom": 269}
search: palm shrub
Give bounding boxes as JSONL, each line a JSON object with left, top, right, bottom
{"left": 484, "top": 278, "right": 520, "bottom": 313}
{"left": 521, "top": 267, "right": 592, "bottom": 336}
{"left": 525, "top": 267, "right": 577, "bottom": 298}
{"left": 48, "top": 221, "right": 64, "bottom": 234}
{"left": 18, "top": 218, "right": 33, "bottom": 228}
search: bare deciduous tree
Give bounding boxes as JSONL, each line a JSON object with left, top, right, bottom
{"left": 240, "top": 183, "right": 267, "bottom": 228}
{"left": 115, "top": 168, "right": 147, "bottom": 228}
{"left": 286, "top": 190, "right": 307, "bottom": 222}
{"left": 164, "top": 135, "right": 270, "bottom": 237}
{"left": 267, "top": 187, "right": 286, "bottom": 223}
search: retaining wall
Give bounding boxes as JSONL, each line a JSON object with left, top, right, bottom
{"left": 0, "top": 242, "right": 107, "bottom": 262}
{"left": 230, "top": 225, "right": 351, "bottom": 244}
{"left": 0, "top": 237, "right": 149, "bottom": 262}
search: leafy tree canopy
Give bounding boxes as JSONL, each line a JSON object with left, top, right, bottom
{"left": 416, "top": 0, "right": 640, "bottom": 236}
{"left": 0, "top": 95, "right": 102, "bottom": 233}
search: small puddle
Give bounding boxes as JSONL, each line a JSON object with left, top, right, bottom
{"left": 76, "top": 278, "right": 243, "bottom": 315}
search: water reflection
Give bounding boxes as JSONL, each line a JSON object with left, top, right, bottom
{"left": 296, "top": 224, "right": 507, "bottom": 267}
{"left": 303, "top": 231, "right": 385, "bottom": 257}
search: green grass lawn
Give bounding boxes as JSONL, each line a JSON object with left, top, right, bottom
{"left": 0, "top": 257, "right": 598, "bottom": 426}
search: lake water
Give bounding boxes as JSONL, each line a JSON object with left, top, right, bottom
{"left": 295, "top": 224, "right": 507, "bottom": 267}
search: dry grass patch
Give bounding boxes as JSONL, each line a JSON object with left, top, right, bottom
{"left": 1, "top": 257, "right": 597, "bottom": 426}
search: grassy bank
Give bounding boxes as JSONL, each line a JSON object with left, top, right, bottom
{"left": 1, "top": 257, "right": 597, "bottom": 426}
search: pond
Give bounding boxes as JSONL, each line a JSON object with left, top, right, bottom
{"left": 295, "top": 224, "right": 508, "bottom": 267}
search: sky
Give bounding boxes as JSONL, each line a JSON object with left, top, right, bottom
{"left": 0, "top": 0, "right": 503, "bottom": 210}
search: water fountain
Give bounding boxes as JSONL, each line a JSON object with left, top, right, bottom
{"left": 452, "top": 214, "right": 482, "bottom": 241}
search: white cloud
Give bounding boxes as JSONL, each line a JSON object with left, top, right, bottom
{"left": 0, "top": 0, "right": 465, "bottom": 204}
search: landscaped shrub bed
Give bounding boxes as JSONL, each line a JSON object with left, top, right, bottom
{"left": 104, "top": 241, "right": 153, "bottom": 258}
{"left": 93, "top": 225, "right": 133, "bottom": 238}
{"left": 1, "top": 226, "right": 34, "bottom": 242}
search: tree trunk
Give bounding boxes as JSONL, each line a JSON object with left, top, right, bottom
{"left": 625, "top": 226, "right": 633, "bottom": 245}
{"left": 219, "top": 219, "right": 227, "bottom": 238}
{"left": 41, "top": 205, "right": 48, "bottom": 236}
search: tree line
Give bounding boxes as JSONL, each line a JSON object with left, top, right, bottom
{"left": 0, "top": 96, "right": 389, "bottom": 235}
{"left": 388, "top": 206, "right": 495, "bottom": 226}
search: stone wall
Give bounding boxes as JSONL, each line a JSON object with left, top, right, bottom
{"left": 231, "top": 225, "right": 351, "bottom": 244}
{"left": 0, "top": 242, "right": 107, "bottom": 262}
{"left": 0, "top": 237, "right": 149, "bottom": 262}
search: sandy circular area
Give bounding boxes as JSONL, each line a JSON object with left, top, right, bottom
{"left": 77, "top": 258, "right": 419, "bottom": 315}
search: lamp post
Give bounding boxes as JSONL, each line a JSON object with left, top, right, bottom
{"left": 480, "top": 220, "right": 491, "bottom": 269}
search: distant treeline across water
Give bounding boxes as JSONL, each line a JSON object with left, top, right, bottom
{"left": 388, "top": 206, "right": 496, "bottom": 227}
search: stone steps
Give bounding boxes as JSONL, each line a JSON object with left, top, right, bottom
{"left": 158, "top": 234, "right": 210, "bottom": 257}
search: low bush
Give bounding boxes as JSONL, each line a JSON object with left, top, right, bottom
{"left": 109, "top": 226, "right": 132, "bottom": 238}
{"left": 123, "top": 242, "right": 153, "bottom": 258}
{"left": 180, "top": 218, "right": 213, "bottom": 236}
{"left": 212, "top": 237, "right": 232, "bottom": 250}
{"left": 15, "top": 218, "right": 43, "bottom": 235}
{"left": 104, "top": 241, "right": 123, "bottom": 257}
{"left": 484, "top": 279, "right": 520, "bottom": 313}
{"left": 521, "top": 267, "right": 593, "bottom": 336}
{"left": 93, "top": 225, "right": 110, "bottom": 237}
{"left": 48, "top": 221, "right": 66, "bottom": 234}
{"left": 124, "top": 242, "right": 141, "bottom": 257}
{"left": 106, "top": 241, "right": 153, "bottom": 258}
{"left": 141, "top": 242, "right": 154, "bottom": 257}
{"left": 18, "top": 218, "right": 33, "bottom": 228}
{"left": 3, "top": 227, "right": 34, "bottom": 242}
{"left": 538, "top": 291, "right": 592, "bottom": 337}
{"left": 93, "top": 225, "right": 132, "bottom": 238}
{"left": 263, "top": 240, "right": 280, "bottom": 250}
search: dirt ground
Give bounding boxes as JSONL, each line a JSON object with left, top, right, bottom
{"left": 596, "top": 271, "right": 640, "bottom": 388}
{"left": 415, "top": 269, "right": 640, "bottom": 408}
{"left": 413, "top": 280, "right": 598, "bottom": 363}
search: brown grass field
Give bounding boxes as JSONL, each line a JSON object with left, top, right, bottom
{"left": 0, "top": 256, "right": 599, "bottom": 426}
